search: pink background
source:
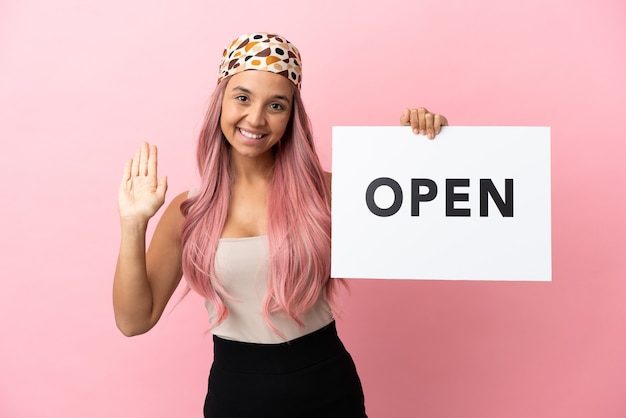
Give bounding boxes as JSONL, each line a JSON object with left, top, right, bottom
{"left": 1, "top": 1, "right": 625, "bottom": 417}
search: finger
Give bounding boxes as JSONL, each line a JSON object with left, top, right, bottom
{"left": 425, "top": 112, "right": 435, "bottom": 139}
{"left": 157, "top": 176, "right": 168, "bottom": 197}
{"left": 418, "top": 108, "right": 429, "bottom": 135}
{"left": 434, "top": 114, "right": 447, "bottom": 135}
{"left": 148, "top": 144, "right": 158, "bottom": 178}
{"left": 400, "top": 108, "right": 410, "bottom": 126}
{"left": 410, "top": 109, "right": 419, "bottom": 134}
{"left": 121, "top": 158, "right": 132, "bottom": 186}
{"left": 139, "top": 142, "right": 149, "bottom": 176}
{"left": 131, "top": 148, "right": 140, "bottom": 177}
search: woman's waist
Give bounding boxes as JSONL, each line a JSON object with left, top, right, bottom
{"left": 212, "top": 320, "right": 346, "bottom": 374}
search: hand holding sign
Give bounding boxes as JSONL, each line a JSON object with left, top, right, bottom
{"left": 400, "top": 107, "right": 449, "bottom": 139}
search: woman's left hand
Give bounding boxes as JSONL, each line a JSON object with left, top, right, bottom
{"left": 400, "top": 107, "right": 448, "bottom": 139}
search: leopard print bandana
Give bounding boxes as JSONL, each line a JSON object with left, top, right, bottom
{"left": 218, "top": 33, "right": 302, "bottom": 88}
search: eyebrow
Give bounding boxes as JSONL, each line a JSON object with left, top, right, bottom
{"left": 232, "top": 86, "right": 291, "bottom": 103}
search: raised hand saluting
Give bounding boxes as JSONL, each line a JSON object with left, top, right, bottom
{"left": 118, "top": 142, "right": 168, "bottom": 221}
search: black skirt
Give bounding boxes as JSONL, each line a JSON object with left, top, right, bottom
{"left": 204, "top": 321, "right": 367, "bottom": 418}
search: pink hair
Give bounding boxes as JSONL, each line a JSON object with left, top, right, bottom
{"left": 180, "top": 77, "right": 345, "bottom": 332}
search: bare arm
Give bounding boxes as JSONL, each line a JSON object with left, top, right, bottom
{"left": 113, "top": 142, "right": 186, "bottom": 336}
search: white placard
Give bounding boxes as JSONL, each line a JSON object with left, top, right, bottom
{"left": 331, "top": 126, "right": 551, "bottom": 281}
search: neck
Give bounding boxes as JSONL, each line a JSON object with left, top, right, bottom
{"left": 229, "top": 149, "right": 275, "bottom": 182}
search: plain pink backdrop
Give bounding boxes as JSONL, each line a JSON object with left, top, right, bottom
{"left": 1, "top": 1, "right": 625, "bottom": 417}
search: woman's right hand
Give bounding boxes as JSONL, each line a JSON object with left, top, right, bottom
{"left": 118, "top": 142, "right": 168, "bottom": 221}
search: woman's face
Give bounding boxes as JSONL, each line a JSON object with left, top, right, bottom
{"left": 220, "top": 70, "right": 294, "bottom": 161}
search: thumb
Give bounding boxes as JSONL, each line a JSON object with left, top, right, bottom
{"left": 399, "top": 108, "right": 410, "bottom": 125}
{"left": 157, "top": 176, "right": 168, "bottom": 196}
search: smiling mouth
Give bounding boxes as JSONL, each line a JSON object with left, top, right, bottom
{"left": 239, "top": 128, "right": 265, "bottom": 139}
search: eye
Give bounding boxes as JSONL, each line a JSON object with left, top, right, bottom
{"left": 270, "top": 102, "right": 285, "bottom": 111}
{"left": 236, "top": 95, "right": 249, "bottom": 103}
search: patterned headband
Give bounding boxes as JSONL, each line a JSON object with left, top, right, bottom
{"left": 218, "top": 32, "right": 302, "bottom": 88}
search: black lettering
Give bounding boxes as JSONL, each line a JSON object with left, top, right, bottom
{"left": 480, "top": 179, "right": 514, "bottom": 217}
{"left": 446, "top": 179, "right": 470, "bottom": 217}
{"left": 365, "top": 177, "right": 403, "bottom": 217}
{"left": 411, "top": 179, "right": 438, "bottom": 216}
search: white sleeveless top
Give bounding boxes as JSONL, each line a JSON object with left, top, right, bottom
{"left": 207, "top": 235, "right": 334, "bottom": 343}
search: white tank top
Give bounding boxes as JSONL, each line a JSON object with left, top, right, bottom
{"left": 207, "top": 235, "right": 334, "bottom": 343}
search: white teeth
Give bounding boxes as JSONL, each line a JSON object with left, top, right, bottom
{"left": 240, "top": 129, "right": 264, "bottom": 139}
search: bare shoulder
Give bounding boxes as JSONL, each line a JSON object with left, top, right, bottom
{"left": 164, "top": 190, "right": 190, "bottom": 218}
{"left": 161, "top": 191, "right": 188, "bottom": 223}
{"left": 150, "top": 191, "right": 189, "bottom": 247}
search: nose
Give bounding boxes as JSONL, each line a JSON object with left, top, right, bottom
{"left": 246, "top": 103, "right": 266, "bottom": 128}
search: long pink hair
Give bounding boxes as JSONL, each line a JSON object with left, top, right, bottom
{"left": 180, "top": 76, "right": 344, "bottom": 332}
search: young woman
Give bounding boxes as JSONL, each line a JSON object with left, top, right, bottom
{"left": 114, "top": 32, "right": 447, "bottom": 418}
